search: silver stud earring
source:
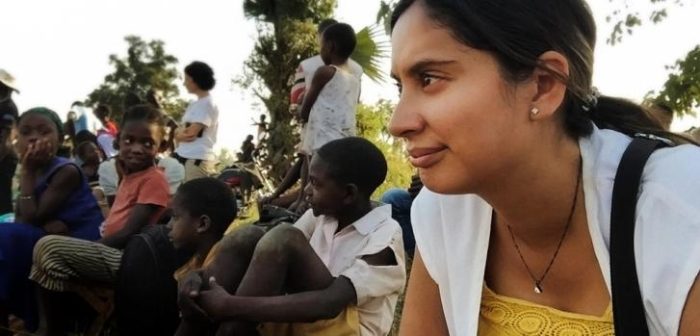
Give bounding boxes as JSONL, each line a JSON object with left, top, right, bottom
{"left": 530, "top": 107, "right": 540, "bottom": 116}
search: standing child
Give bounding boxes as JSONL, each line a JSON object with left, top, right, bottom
{"left": 0, "top": 108, "right": 104, "bottom": 333}
{"left": 29, "top": 104, "right": 170, "bottom": 335}
{"left": 291, "top": 23, "right": 361, "bottom": 212}
{"left": 180, "top": 137, "right": 405, "bottom": 336}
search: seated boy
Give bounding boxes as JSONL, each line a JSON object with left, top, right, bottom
{"left": 29, "top": 104, "right": 171, "bottom": 335}
{"left": 178, "top": 137, "right": 406, "bottom": 336}
{"left": 169, "top": 177, "right": 238, "bottom": 283}
{"left": 116, "top": 177, "right": 238, "bottom": 336}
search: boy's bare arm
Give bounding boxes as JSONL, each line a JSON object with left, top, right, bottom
{"left": 195, "top": 247, "right": 398, "bottom": 323}
{"left": 99, "top": 203, "right": 163, "bottom": 249}
{"left": 195, "top": 275, "right": 356, "bottom": 323}
{"left": 299, "top": 66, "right": 336, "bottom": 122}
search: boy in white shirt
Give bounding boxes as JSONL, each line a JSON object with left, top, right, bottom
{"left": 177, "top": 137, "right": 405, "bottom": 336}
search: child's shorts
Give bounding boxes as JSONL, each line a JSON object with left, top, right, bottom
{"left": 259, "top": 305, "right": 360, "bottom": 336}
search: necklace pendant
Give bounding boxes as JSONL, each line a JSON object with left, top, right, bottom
{"left": 534, "top": 284, "right": 543, "bottom": 294}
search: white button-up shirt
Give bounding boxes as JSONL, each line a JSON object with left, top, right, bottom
{"left": 294, "top": 204, "right": 406, "bottom": 336}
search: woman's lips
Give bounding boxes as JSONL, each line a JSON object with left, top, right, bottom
{"left": 408, "top": 147, "right": 447, "bottom": 168}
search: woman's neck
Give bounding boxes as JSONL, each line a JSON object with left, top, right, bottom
{"left": 195, "top": 90, "right": 209, "bottom": 99}
{"left": 480, "top": 134, "right": 583, "bottom": 248}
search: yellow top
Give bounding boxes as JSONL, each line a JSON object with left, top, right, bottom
{"left": 259, "top": 306, "right": 359, "bottom": 336}
{"left": 479, "top": 286, "right": 614, "bottom": 336}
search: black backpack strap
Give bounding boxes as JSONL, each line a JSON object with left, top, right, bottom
{"left": 610, "top": 135, "right": 668, "bottom": 336}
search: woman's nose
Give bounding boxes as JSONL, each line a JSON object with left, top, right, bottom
{"left": 389, "top": 95, "right": 423, "bottom": 138}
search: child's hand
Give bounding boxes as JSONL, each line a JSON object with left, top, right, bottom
{"left": 21, "top": 139, "right": 54, "bottom": 172}
{"left": 178, "top": 272, "right": 209, "bottom": 321}
{"left": 195, "top": 277, "right": 231, "bottom": 321}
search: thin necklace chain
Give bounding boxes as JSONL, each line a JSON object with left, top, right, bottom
{"left": 504, "top": 159, "right": 582, "bottom": 294}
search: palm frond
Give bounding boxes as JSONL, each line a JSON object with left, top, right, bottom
{"left": 352, "top": 25, "right": 390, "bottom": 84}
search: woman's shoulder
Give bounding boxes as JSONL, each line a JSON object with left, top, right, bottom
{"left": 411, "top": 189, "right": 491, "bottom": 249}
{"left": 584, "top": 127, "right": 700, "bottom": 200}
{"left": 637, "top": 143, "right": 700, "bottom": 225}
{"left": 413, "top": 189, "right": 490, "bottom": 216}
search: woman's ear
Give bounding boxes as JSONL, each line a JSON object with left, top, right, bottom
{"left": 529, "top": 51, "right": 570, "bottom": 120}
{"left": 196, "top": 215, "right": 212, "bottom": 234}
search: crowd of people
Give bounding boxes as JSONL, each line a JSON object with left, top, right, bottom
{"left": 0, "top": 18, "right": 411, "bottom": 336}
{"left": 1, "top": 1, "right": 700, "bottom": 335}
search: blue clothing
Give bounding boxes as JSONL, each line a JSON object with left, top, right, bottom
{"left": 380, "top": 188, "right": 415, "bottom": 255}
{"left": 0, "top": 157, "right": 103, "bottom": 329}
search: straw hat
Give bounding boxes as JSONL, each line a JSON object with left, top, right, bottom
{"left": 0, "top": 69, "right": 19, "bottom": 93}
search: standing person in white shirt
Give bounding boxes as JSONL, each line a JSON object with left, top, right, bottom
{"left": 389, "top": 0, "right": 700, "bottom": 335}
{"left": 174, "top": 61, "right": 219, "bottom": 181}
{"left": 176, "top": 137, "right": 405, "bottom": 336}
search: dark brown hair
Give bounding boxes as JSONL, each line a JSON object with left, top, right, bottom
{"left": 391, "top": 0, "right": 696, "bottom": 145}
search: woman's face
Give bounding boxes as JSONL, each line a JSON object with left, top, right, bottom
{"left": 389, "top": 4, "right": 536, "bottom": 194}
{"left": 184, "top": 74, "right": 198, "bottom": 94}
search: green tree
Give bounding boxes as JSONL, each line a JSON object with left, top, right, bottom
{"left": 86, "top": 35, "right": 187, "bottom": 121}
{"left": 606, "top": 1, "right": 700, "bottom": 118}
{"left": 356, "top": 100, "right": 413, "bottom": 199}
{"left": 352, "top": 26, "right": 389, "bottom": 83}
{"left": 606, "top": 0, "right": 686, "bottom": 45}
{"left": 649, "top": 46, "right": 700, "bottom": 116}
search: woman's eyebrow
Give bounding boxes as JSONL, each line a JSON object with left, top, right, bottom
{"left": 392, "top": 59, "right": 457, "bottom": 81}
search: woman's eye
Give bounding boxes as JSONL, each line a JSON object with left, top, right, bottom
{"left": 420, "top": 74, "right": 438, "bottom": 87}
{"left": 124, "top": 139, "right": 132, "bottom": 144}
{"left": 394, "top": 81, "right": 403, "bottom": 94}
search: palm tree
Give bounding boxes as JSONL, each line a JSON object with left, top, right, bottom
{"left": 352, "top": 25, "right": 389, "bottom": 83}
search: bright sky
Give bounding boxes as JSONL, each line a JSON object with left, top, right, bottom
{"left": 1, "top": 0, "right": 699, "bottom": 154}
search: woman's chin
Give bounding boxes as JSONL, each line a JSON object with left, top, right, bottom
{"left": 420, "top": 170, "right": 472, "bottom": 195}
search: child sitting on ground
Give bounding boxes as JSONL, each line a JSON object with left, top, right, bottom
{"left": 178, "top": 137, "right": 406, "bottom": 336}
{"left": 0, "top": 108, "right": 104, "bottom": 334}
{"left": 0, "top": 107, "right": 103, "bottom": 330}
{"left": 74, "top": 140, "right": 104, "bottom": 188}
{"left": 290, "top": 22, "right": 361, "bottom": 213}
{"left": 116, "top": 177, "right": 238, "bottom": 336}
{"left": 29, "top": 104, "right": 171, "bottom": 335}
{"left": 169, "top": 178, "right": 238, "bottom": 283}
